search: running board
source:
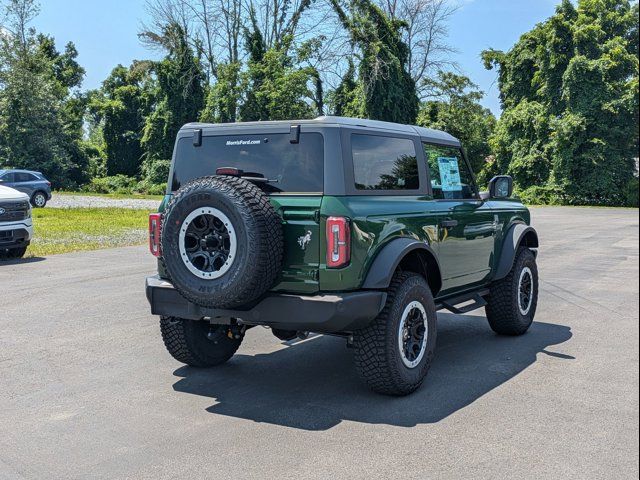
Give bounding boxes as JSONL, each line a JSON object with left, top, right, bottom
{"left": 437, "top": 289, "right": 489, "bottom": 314}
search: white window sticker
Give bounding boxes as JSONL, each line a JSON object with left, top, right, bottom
{"left": 437, "top": 157, "right": 462, "bottom": 192}
{"left": 225, "top": 139, "right": 261, "bottom": 146}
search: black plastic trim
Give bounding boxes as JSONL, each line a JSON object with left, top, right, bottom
{"left": 362, "top": 237, "right": 442, "bottom": 292}
{"left": 494, "top": 224, "right": 539, "bottom": 281}
{"left": 146, "top": 276, "right": 387, "bottom": 333}
{"left": 0, "top": 228, "right": 30, "bottom": 248}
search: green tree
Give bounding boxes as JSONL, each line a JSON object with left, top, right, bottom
{"left": 141, "top": 23, "right": 205, "bottom": 167}
{"left": 238, "top": 13, "right": 315, "bottom": 121}
{"left": 329, "top": 59, "right": 364, "bottom": 117}
{"left": 200, "top": 62, "right": 242, "bottom": 123}
{"left": 0, "top": 0, "right": 89, "bottom": 187}
{"left": 89, "top": 62, "right": 153, "bottom": 176}
{"left": 330, "top": 0, "right": 419, "bottom": 124}
{"left": 417, "top": 71, "right": 496, "bottom": 176}
{"left": 483, "top": 0, "right": 639, "bottom": 206}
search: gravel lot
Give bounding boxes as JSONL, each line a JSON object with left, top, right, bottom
{"left": 0, "top": 206, "right": 638, "bottom": 480}
{"left": 48, "top": 193, "right": 161, "bottom": 210}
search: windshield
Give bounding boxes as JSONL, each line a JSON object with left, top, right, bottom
{"left": 171, "top": 133, "right": 324, "bottom": 193}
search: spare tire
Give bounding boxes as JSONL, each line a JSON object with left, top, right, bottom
{"left": 161, "top": 175, "right": 283, "bottom": 309}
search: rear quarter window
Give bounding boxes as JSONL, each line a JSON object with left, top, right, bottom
{"left": 351, "top": 134, "right": 419, "bottom": 191}
{"left": 171, "top": 133, "right": 324, "bottom": 193}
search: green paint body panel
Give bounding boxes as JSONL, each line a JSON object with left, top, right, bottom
{"left": 158, "top": 192, "right": 531, "bottom": 301}
{"left": 269, "top": 196, "right": 322, "bottom": 293}
{"left": 316, "top": 195, "right": 530, "bottom": 300}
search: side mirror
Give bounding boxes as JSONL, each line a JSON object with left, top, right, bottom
{"left": 488, "top": 175, "right": 513, "bottom": 199}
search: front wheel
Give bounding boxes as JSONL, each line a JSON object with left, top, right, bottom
{"left": 485, "top": 247, "right": 539, "bottom": 335}
{"left": 0, "top": 246, "right": 27, "bottom": 259}
{"left": 160, "top": 317, "right": 244, "bottom": 367}
{"left": 353, "top": 272, "right": 437, "bottom": 396}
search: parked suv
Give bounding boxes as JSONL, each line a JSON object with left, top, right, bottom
{"left": 0, "top": 169, "right": 52, "bottom": 208}
{"left": 0, "top": 185, "right": 33, "bottom": 259}
{"left": 146, "top": 116, "right": 539, "bottom": 395}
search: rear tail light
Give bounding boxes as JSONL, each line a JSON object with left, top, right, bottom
{"left": 326, "top": 216, "right": 350, "bottom": 268}
{"left": 149, "top": 213, "right": 162, "bottom": 257}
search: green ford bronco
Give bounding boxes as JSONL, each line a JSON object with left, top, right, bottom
{"left": 146, "top": 116, "right": 539, "bottom": 396}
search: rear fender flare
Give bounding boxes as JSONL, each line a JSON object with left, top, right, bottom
{"left": 362, "top": 237, "right": 442, "bottom": 295}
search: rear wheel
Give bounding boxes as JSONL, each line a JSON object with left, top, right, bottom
{"left": 485, "top": 247, "right": 538, "bottom": 335}
{"left": 353, "top": 272, "right": 437, "bottom": 396}
{"left": 160, "top": 317, "right": 244, "bottom": 367}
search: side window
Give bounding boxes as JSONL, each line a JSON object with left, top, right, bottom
{"left": 352, "top": 134, "right": 419, "bottom": 191}
{"left": 16, "top": 173, "right": 35, "bottom": 182}
{"left": 422, "top": 144, "right": 477, "bottom": 200}
{"left": 2, "top": 172, "right": 16, "bottom": 182}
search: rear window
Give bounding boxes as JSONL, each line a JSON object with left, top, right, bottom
{"left": 171, "top": 133, "right": 324, "bottom": 193}
{"left": 351, "top": 134, "right": 419, "bottom": 190}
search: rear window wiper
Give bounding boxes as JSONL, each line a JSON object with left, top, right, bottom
{"left": 215, "top": 167, "right": 281, "bottom": 186}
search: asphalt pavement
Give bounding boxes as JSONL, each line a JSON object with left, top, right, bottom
{"left": 0, "top": 206, "right": 638, "bottom": 479}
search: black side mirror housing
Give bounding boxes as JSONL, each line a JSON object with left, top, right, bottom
{"left": 488, "top": 175, "right": 514, "bottom": 199}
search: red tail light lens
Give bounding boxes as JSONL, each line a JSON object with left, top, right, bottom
{"left": 326, "top": 216, "right": 350, "bottom": 268}
{"left": 149, "top": 213, "right": 162, "bottom": 257}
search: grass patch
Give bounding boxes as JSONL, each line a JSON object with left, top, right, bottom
{"left": 29, "top": 208, "right": 151, "bottom": 257}
{"left": 55, "top": 190, "right": 164, "bottom": 201}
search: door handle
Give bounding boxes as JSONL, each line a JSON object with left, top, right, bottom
{"left": 441, "top": 219, "right": 458, "bottom": 228}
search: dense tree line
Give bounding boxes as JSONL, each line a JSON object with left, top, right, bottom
{"left": 0, "top": 0, "right": 638, "bottom": 206}
{"left": 483, "top": 0, "right": 639, "bottom": 206}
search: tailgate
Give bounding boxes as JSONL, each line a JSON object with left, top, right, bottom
{"left": 269, "top": 196, "right": 321, "bottom": 293}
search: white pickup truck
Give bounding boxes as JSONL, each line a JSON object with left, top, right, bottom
{"left": 0, "top": 185, "right": 33, "bottom": 259}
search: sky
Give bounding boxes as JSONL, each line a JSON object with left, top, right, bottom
{"left": 33, "top": 0, "right": 561, "bottom": 116}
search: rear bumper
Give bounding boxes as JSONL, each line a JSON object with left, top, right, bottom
{"left": 145, "top": 275, "right": 387, "bottom": 333}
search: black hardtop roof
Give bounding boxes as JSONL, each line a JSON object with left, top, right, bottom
{"left": 180, "top": 116, "right": 460, "bottom": 147}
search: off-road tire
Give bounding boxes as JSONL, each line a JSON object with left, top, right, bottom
{"left": 160, "top": 316, "right": 243, "bottom": 367}
{"left": 485, "top": 247, "right": 538, "bottom": 336}
{"left": 353, "top": 272, "right": 437, "bottom": 396}
{"left": 161, "top": 175, "right": 283, "bottom": 309}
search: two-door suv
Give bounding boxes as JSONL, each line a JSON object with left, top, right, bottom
{"left": 146, "top": 116, "right": 539, "bottom": 395}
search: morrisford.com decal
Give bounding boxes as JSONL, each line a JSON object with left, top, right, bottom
{"left": 226, "top": 139, "right": 261, "bottom": 146}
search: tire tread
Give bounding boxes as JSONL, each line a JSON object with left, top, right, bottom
{"left": 485, "top": 247, "right": 538, "bottom": 336}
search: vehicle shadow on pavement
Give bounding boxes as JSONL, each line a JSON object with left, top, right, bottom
{"left": 172, "top": 314, "right": 573, "bottom": 431}
{"left": 0, "top": 256, "right": 46, "bottom": 265}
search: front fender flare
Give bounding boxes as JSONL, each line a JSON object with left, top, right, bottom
{"left": 494, "top": 224, "right": 539, "bottom": 281}
{"left": 362, "top": 237, "right": 442, "bottom": 293}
